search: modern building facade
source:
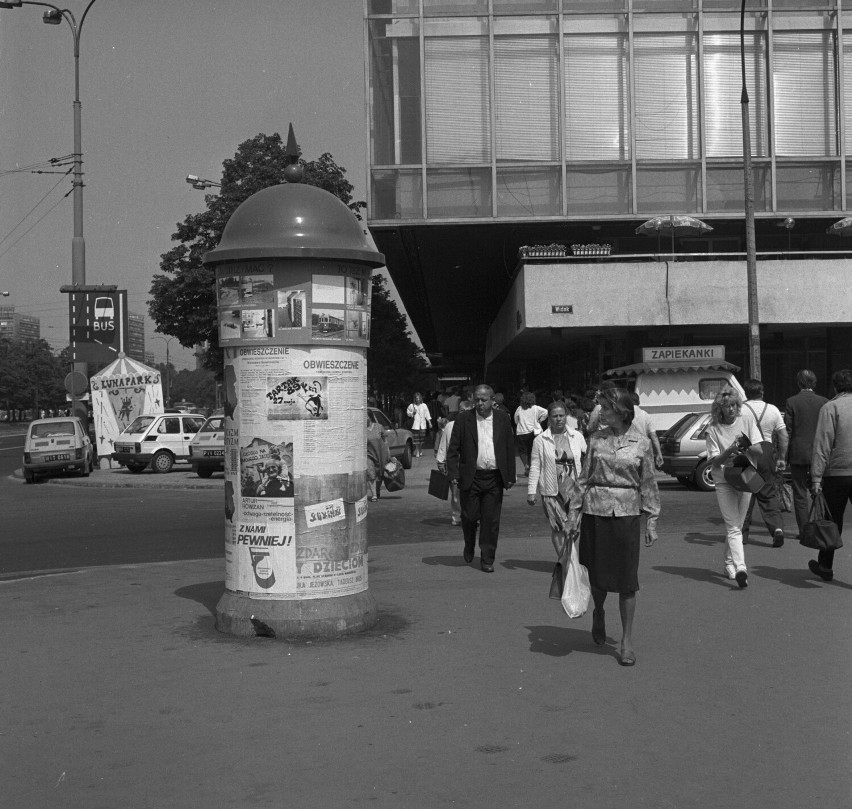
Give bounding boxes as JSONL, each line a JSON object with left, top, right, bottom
{"left": 0, "top": 305, "right": 40, "bottom": 343}
{"left": 127, "top": 311, "right": 146, "bottom": 363}
{"left": 364, "top": 0, "right": 852, "bottom": 401}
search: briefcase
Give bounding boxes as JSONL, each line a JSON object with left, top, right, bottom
{"left": 428, "top": 469, "right": 450, "bottom": 500}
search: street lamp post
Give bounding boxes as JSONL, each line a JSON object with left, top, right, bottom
{"left": 2, "top": 0, "right": 99, "bottom": 419}
{"left": 151, "top": 335, "right": 174, "bottom": 406}
{"left": 740, "top": 0, "right": 762, "bottom": 380}
{"left": 186, "top": 174, "right": 222, "bottom": 191}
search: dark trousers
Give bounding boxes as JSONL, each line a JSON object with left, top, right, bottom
{"left": 460, "top": 470, "right": 504, "bottom": 564}
{"left": 819, "top": 476, "right": 852, "bottom": 570}
{"left": 742, "top": 470, "right": 783, "bottom": 539}
{"left": 790, "top": 464, "right": 812, "bottom": 537}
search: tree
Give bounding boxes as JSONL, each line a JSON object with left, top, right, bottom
{"left": 367, "top": 274, "right": 429, "bottom": 395}
{"left": 149, "top": 133, "right": 365, "bottom": 374}
{"left": 0, "top": 338, "right": 65, "bottom": 418}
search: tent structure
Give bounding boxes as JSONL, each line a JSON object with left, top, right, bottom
{"left": 90, "top": 355, "right": 164, "bottom": 460}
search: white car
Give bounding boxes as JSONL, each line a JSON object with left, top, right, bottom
{"left": 23, "top": 416, "right": 95, "bottom": 483}
{"left": 112, "top": 412, "right": 206, "bottom": 473}
{"left": 188, "top": 415, "right": 225, "bottom": 478}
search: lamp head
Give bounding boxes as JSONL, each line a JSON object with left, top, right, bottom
{"left": 42, "top": 8, "right": 62, "bottom": 24}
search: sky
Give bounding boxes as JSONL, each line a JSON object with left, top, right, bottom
{"left": 0, "top": 0, "right": 377, "bottom": 371}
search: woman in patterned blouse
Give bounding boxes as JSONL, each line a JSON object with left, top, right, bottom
{"left": 568, "top": 388, "right": 660, "bottom": 667}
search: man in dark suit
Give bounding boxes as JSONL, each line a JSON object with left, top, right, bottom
{"left": 785, "top": 369, "right": 829, "bottom": 537}
{"left": 447, "top": 384, "right": 516, "bottom": 572}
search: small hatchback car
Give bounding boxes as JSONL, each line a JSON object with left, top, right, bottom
{"left": 112, "top": 412, "right": 206, "bottom": 473}
{"left": 188, "top": 415, "right": 225, "bottom": 478}
{"left": 23, "top": 416, "right": 94, "bottom": 483}
{"left": 659, "top": 412, "right": 715, "bottom": 491}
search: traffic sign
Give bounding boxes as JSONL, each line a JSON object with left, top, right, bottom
{"left": 64, "top": 370, "right": 89, "bottom": 396}
{"left": 66, "top": 289, "right": 129, "bottom": 363}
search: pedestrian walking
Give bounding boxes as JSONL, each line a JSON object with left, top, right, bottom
{"left": 784, "top": 369, "right": 828, "bottom": 539}
{"left": 566, "top": 388, "right": 660, "bottom": 667}
{"left": 366, "top": 416, "right": 390, "bottom": 502}
{"left": 527, "top": 401, "right": 587, "bottom": 556}
{"left": 514, "top": 391, "right": 548, "bottom": 476}
{"left": 628, "top": 391, "right": 664, "bottom": 468}
{"left": 406, "top": 392, "right": 432, "bottom": 457}
{"left": 808, "top": 369, "right": 852, "bottom": 581}
{"left": 435, "top": 401, "right": 474, "bottom": 525}
{"left": 705, "top": 386, "right": 763, "bottom": 588}
{"left": 741, "top": 378, "right": 789, "bottom": 547}
{"left": 447, "top": 384, "right": 516, "bottom": 573}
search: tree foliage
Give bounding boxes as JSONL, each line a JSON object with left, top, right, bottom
{"left": 149, "top": 132, "right": 366, "bottom": 373}
{"left": 367, "top": 274, "right": 429, "bottom": 394}
{"left": 0, "top": 338, "right": 66, "bottom": 417}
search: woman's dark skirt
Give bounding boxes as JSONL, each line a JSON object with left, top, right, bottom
{"left": 579, "top": 513, "right": 641, "bottom": 594}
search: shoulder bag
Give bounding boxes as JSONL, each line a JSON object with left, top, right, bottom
{"left": 800, "top": 491, "right": 843, "bottom": 551}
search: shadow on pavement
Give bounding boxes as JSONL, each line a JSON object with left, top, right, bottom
{"left": 684, "top": 531, "right": 722, "bottom": 546}
{"left": 652, "top": 565, "right": 733, "bottom": 588}
{"left": 175, "top": 580, "right": 225, "bottom": 615}
{"left": 525, "top": 624, "right": 616, "bottom": 661}
{"left": 502, "top": 559, "right": 553, "bottom": 574}
{"left": 421, "top": 555, "right": 475, "bottom": 567}
{"left": 751, "top": 565, "right": 852, "bottom": 591}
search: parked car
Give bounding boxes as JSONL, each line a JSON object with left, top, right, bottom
{"left": 368, "top": 406, "right": 414, "bottom": 469}
{"left": 660, "top": 412, "right": 715, "bottom": 491}
{"left": 189, "top": 415, "right": 225, "bottom": 478}
{"left": 23, "top": 416, "right": 95, "bottom": 483}
{"left": 112, "top": 412, "right": 206, "bottom": 473}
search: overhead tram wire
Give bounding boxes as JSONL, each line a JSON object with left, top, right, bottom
{"left": 0, "top": 181, "right": 73, "bottom": 261}
{"left": 0, "top": 155, "right": 75, "bottom": 178}
{"left": 0, "top": 167, "right": 74, "bottom": 255}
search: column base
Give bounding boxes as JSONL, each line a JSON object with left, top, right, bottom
{"left": 215, "top": 589, "right": 377, "bottom": 640}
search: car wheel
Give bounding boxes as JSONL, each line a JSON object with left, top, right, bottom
{"left": 126, "top": 462, "right": 147, "bottom": 474}
{"left": 151, "top": 450, "right": 174, "bottom": 474}
{"left": 401, "top": 441, "right": 413, "bottom": 470}
{"left": 694, "top": 460, "right": 715, "bottom": 492}
{"left": 196, "top": 466, "right": 214, "bottom": 479}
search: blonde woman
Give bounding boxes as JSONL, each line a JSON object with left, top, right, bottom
{"left": 705, "top": 386, "right": 763, "bottom": 588}
{"left": 527, "top": 401, "right": 587, "bottom": 556}
{"left": 406, "top": 392, "right": 432, "bottom": 457}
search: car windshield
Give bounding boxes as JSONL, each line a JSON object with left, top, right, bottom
{"left": 201, "top": 417, "right": 224, "bottom": 433}
{"left": 665, "top": 414, "right": 698, "bottom": 440}
{"left": 30, "top": 421, "right": 76, "bottom": 438}
{"left": 123, "top": 416, "right": 157, "bottom": 434}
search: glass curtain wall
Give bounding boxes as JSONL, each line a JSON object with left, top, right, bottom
{"left": 367, "top": 2, "right": 848, "bottom": 221}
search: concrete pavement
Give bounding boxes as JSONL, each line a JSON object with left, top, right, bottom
{"left": 3, "top": 455, "right": 850, "bottom": 808}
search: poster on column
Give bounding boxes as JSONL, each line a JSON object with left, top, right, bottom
{"left": 222, "top": 343, "right": 368, "bottom": 599}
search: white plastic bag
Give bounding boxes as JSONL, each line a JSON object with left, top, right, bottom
{"left": 561, "top": 539, "right": 591, "bottom": 619}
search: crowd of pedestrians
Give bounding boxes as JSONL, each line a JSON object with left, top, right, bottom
{"left": 369, "top": 368, "right": 849, "bottom": 663}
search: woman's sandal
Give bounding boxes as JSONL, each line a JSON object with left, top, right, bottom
{"left": 619, "top": 646, "right": 636, "bottom": 667}
{"left": 592, "top": 609, "right": 606, "bottom": 646}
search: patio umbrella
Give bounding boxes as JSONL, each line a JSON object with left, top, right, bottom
{"left": 826, "top": 217, "right": 852, "bottom": 237}
{"left": 635, "top": 215, "right": 713, "bottom": 257}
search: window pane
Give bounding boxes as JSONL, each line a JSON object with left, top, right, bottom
{"left": 496, "top": 167, "right": 561, "bottom": 216}
{"left": 371, "top": 169, "right": 423, "bottom": 219}
{"left": 367, "top": 0, "right": 419, "bottom": 13}
{"left": 632, "top": 0, "right": 697, "bottom": 8}
{"left": 369, "top": 19, "right": 421, "bottom": 166}
{"left": 706, "top": 165, "right": 770, "bottom": 212}
{"left": 634, "top": 33, "right": 700, "bottom": 159}
{"left": 495, "top": 35, "right": 559, "bottom": 161}
{"left": 636, "top": 165, "right": 701, "bottom": 213}
{"left": 423, "top": 0, "right": 488, "bottom": 15}
{"left": 844, "top": 34, "right": 852, "bottom": 156}
{"left": 775, "top": 162, "right": 840, "bottom": 210}
{"left": 563, "top": 0, "right": 626, "bottom": 9}
{"left": 703, "top": 32, "right": 768, "bottom": 157}
{"left": 565, "top": 33, "right": 629, "bottom": 160}
{"left": 425, "top": 37, "right": 491, "bottom": 163}
{"left": 493, "top": 0, "right": 556, "bottom": 12}
{"left": 426, "top": 168, "right": 492, "bottom": 217}
{"left": 565, "top": 167, "right": 632, "bottom": 215}
{"left": 774, "top": 31, "right": 837, "bottom": 157}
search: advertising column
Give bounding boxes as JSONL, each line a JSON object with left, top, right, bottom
{"left": 218, "top": 261, "right": 372, "bottom": 606}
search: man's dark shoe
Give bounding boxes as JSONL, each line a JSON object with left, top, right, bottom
{"left": 463, "top": 550, "right": 474, "bottom": 563}
{"left": 480, "top": 561, "right": 494, "bottom": 573}
{"left": 808, "top": 559, "right": 834, "bottom": 581}
{"left": 735, "top": 569, "right": 748, "bottom": 588}
{"left": 773, "top": 529, "right": 784, "bottom": 548}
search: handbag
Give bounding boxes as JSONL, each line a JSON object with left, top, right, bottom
{"left": 779, "top": 479, "right": 794, "bottom": 513}
{"left": 549, "top": 540, "right": 571, "bottom": 600}
{"left": 428, "top": 468, "right": 450, "bottom": 500}
{"left": 560, "top": 539, "right": 591, "bottom": 619}
{"left": 800, "top": 491, "right": 843, "bottom": 551}
{"left": 382, "top": 457, "right": 406, "bottom": 492}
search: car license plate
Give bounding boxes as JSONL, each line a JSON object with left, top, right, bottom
{"left": 45, "top": 453, "right": 71, "bottom": 462}
{"left": 203, "top": 449, "right": 224, "bottom": 457}
{"left": 115, "top": 444, "right": 131, "bottom": 452}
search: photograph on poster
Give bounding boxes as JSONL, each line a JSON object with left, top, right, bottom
{"left": 223, "top": 361, "right": 238, "bottom": 420}
{"left": 311, "top": 309, "right": 344, "bottom": 339}
{"left": 219, "top": 309, "right": 241, "bottom": 341}
{"left": 266, "top": 376, "right": 328, "bottom": 420}
{"left": 240, "top": 438, "right": 295, "bottom": 498}
{"left": 276, "top": 289, "right": 307, "bottom": 329}
{"left": 345, "top": 310, "right": 370, "bottom": 341}
{"left": 218, "top": 275, "right": 241, "bottom": 307}
{"left": 241, "top": 274, "right": 275, "bottom": 306}
{"left": 312, "top": 274, "right": 346, "bottom": 305}
{"left": 346, "top": 275, "right": 369, "bottom": 308}
{"left": 241, "top": 309, "right": 274, "bottom": 339}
